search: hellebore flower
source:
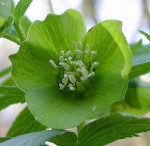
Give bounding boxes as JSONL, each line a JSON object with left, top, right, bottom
{"left": 10, "top": 9, "right": 132, "bottom": 129}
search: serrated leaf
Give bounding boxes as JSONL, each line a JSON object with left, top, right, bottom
{"left": 0, "top": 86, "right": 25, "bottom": 111}
{"left": 7, "top": 107, "right": 46, "bottom": 137}
{"left": 78, "top": 113, "right": 150, "bottom": 146}
{"left": 15, "top": 0, "right": 32, "bottom": 23}
{"left": 50, "top": 132, "right": 77, "bottom": 146}
{"left": 0, "top": 130, "right": 75, "bottom": 146}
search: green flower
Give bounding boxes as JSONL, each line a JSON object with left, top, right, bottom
{"left": 10, "top": 9, "right": 132, "bottom": 129}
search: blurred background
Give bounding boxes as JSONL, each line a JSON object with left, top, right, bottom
{"left": 0, "top": 0, "right": 150, "bottom": 145}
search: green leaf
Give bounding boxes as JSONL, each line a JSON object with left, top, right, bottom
{"left": 2, "top": 77, "right": 17, "bottom": 86}
{"left": 0, "top": 137, "right": 11, "bottom": 143}
{"left": 51, "top": 132, "right": 77, "bottom": 146}
{"left": 0, "top": 67, "right": 11, "bottom": 78}
{"left": 0, "top": 1, "right": 14, "bottom": 41}
{"left": 0, "top": 86, "right": 25, "bottom": 111}
{"left": 1, "top": 24, "right": 20, "bottom": 44}
{"left": 0, "top": 0, "right": 11, "bottom": 27}
{"left": 78, "top": 113, "right": 150, "bottom": 146}
{"left": 1, "top": 16, "right": 31, "bottom": 44}
{"left": 10, "top": 10, "right": 131, "bottom": 129}
{"left": 112, "top": 86, "right": 150, "bottom": 115}
{"left": 0, "top": 16, "right": 20, "bottom": 44}
{"left": 129, "top": 45, "right": 150, "bottom": 79}
{"left": 124, "top": 88, "right": 140, "bottom": 109}
{"left": 0, "top": 16, "right": 14, "bottom": 36}
{"left": 0, "top": 67, "right": 14, "bottom": 86}
{"left": 14, "top": 0, "right": 32, "bottom": 23}
{"left": 139, "top": 30, "right": 150, "bottom": 41}
{"left": 0, "top": 130, "right": 75, "bottom": 146}
{"left": 130, "top": 39, "right": 142, "bottom": 53}
{"left": 7, "top": 107, "right": 46, "bottom": 137}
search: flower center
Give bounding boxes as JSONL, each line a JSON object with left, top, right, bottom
{"left": 49, "top": 41, "right": 99, "bottom": 92}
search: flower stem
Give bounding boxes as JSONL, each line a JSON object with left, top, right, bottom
{"left": 14, "top": 22, "right": 26, "bottom": 42}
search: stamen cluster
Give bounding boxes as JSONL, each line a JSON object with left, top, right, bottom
{"left": 49, "top": 42, "right": 99, "bottom": 91}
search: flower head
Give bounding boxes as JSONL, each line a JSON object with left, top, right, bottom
{"left": 49, "top": 42, "right": 99, "bottom": 92}
{"left": 10, "top": 9, "right": 132, "bottom": 129}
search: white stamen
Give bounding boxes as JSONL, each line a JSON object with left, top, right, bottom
{"left": 68, "top": 84, "right": 75, "bottom": 91}
{"left": 73, "top": 41, "right": 76, "bottom": 48}
{"left": 60, "top": 50, "right": 64, "bottom": 56}
{"left": 59, "top": 62, "right": 64, "bottom": 66}
{"left": 64, "top": 74, "right": 68, "bottom": 77}
{"left": 85, "top": 45, "right": 90, "bottom": 54}
{"left": 69, "top": 75, "right": 76, "bottom": 84}
{"left": 68, "top": 56, "right": 72, "bottom": 61}
{"left": 68, "top": 84, "right": 73, "bottom": 87}
{"left": 80, "top": 76, "right": 87, "bottom": 82}
{"left": 59, "top": 63, "right": 70, "bottom": 70}
{"left": 66, "top": 51, "right": 71, "bottom": 57}
{"left": 81, "top": 68, "right": 88, "bottom": 77}
{"left": 70, "top": 86, "right": 75, "bottom": 91}
{"left": 53, "top": 45, "right": 98, "bottom": 91}
{"left": 76, "top": 60, "right": 84, "bottom": 67}
{"left": 91, "top": 51, "right": 97, "bottom": 58}
{"left": 64, "top": 63, "right": 70, "bottom": 70}
{"left": 59, "top": 56, "right": 64, "bottom": 62}
{"left": 78, "top": 41, "right": 82, "bottom": 49}
{"left": 76, "top": 50, "right": 83, "bottom": 57}
{"left": 62, "top": 75, "right": 68, "bottom": 85}
{"left": 59, "top": 83, "right": 64, "bottom": 90}
{"left": 88, "top": 71, "right": 95, "bottom": 78}
{"left": 49, "top": 60, "right": 57, "bottom": 69}
{"left": 92, "top": 62, "right": 99, "bottom": 69}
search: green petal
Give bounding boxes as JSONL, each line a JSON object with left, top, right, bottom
{"left": 26, "top": 77, "right": 128, "bottom": 129}
{"left": 84, "top": 20, "right": 132, "bottom": 78}
{"left": 10, "top": 9, "right": 86, "bottom": 91}
{"left": 80, "top": 20, "right": 131, "bottom": 119}
{"left": 27, "top": 9, "right": 86, "bottom": 61}
{"left": 10, "top": 42, "right": 56, "bottom": 91}
{"left": 10, "top": 12, "right": 132, "bottom": 129}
